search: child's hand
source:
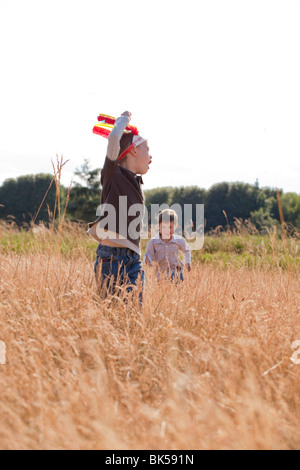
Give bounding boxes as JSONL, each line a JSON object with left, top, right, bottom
{"left": 121, "top": 111, "right": 131, "bottom": 119}
{"left": 145, "top": 255, "right": 152, "bottom": 266}
{"left": 186, "top": 264, "right": 191, "bottom": 272}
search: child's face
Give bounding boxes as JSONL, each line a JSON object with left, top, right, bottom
{"left": 134, "top": 141, "right": 152, "bottom": 175}
{"left": 159, "top": 221, "right": 176, "bottom": 240}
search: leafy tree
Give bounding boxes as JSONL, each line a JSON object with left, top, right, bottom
{"left": 204, "top": 182, "right": 230, "bottom": 229}
{"left": 169, "top": 186, "right": 207, "bottom": 231}
{"left": 5, "top": 158, "right": 293, "bottom": 233}
{"left": 250, "top": 206, "right": 279, "bottom": 231}
{"left": 67, "top": 159, "right": 101, "bottom": 222}
{"left": 0, "top": 174, "right": 57, "bottom": 226}
{"left": 281, "top": 192, "right": 300, "bottom": 228}
{"left": 170, "top": 186, "right": 206, "bottom": 207}
{"left": 203, "top": 182, "right": 280, "bottom": 230}
{"left": 144, "top": 186, "right": 174, "bottom": 223}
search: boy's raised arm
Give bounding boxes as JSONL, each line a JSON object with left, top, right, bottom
{"left": 107, "top": 111, "right": 131, "bottom": 161}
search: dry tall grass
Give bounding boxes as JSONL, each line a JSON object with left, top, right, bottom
{"left": 0, "top": 225, "right": 299, "bottom": 450}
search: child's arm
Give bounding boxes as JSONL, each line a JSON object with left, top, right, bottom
{"left": 144, "top": 239, "right": 155, "bottom": 266}
{"left": 179, "top": 239, "right": 192, "bottom": 271}
{"left": 107, "top": 111, "right": 131, "bottom": 161}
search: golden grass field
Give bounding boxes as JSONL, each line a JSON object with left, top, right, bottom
{"left": 0, "top": 222, "right": 299, "bottom": 450}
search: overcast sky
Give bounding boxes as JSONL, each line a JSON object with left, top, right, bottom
{"left": 0, "top": 0, "right": 299, "bottom": 193}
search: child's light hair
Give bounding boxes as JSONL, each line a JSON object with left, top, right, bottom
{"left": 158, "top": 209, "right": 178, "bottom": 226}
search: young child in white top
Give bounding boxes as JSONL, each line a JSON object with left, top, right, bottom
{"left": 144, "top": 209, "right": 191, "bottom": 281}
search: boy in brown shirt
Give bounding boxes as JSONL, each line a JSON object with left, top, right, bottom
{"left": 88, "top": 111, "right": 152, "bottom": 301}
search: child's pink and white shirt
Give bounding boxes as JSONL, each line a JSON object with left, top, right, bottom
{"left": 144, "top": 232, "right": 191, "bottom": 274}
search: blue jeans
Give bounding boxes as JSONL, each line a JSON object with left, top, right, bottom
{"left": 94, "top": 244, "right": 145, "bottom": 302}
{"left": 170, "top": 267, "right": 184, "bottom": 282}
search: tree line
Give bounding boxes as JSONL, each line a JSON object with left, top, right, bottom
{"left": 0, "top": 159, "right": 299, "bottom": 231}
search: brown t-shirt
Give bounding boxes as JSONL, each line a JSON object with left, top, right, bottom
{"left": 88, "top": 156, "right": 145, "bottom": 255}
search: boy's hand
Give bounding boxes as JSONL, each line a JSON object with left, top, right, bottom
{"left": 145, "top": 255, "right": 152, "bottom": 266}
{"left": 186, "top": 264, "right": 191, "bottom": 272}
{"left": 121, "top": 111, "right": 131, "bottom": 119}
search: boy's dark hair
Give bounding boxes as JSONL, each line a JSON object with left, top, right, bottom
{"left": 118, "top": 132, "right": 134, "bottom": 160}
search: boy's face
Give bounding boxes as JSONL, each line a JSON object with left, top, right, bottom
{"left": 159, "top": 221, "right": 176, "bottom": 240}
{"left": 134, "top": 141, "right": 152, "bottom": 175}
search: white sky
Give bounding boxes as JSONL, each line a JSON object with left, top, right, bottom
{"left": 0, "top": 0, "right": 299, "bottom": 193}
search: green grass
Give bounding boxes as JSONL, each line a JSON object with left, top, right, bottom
{"left": 1, "top": 221, "right": 299, "bottom": 270}
{"left": 191, "top": 233, "right": 300, "bottom": 269}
